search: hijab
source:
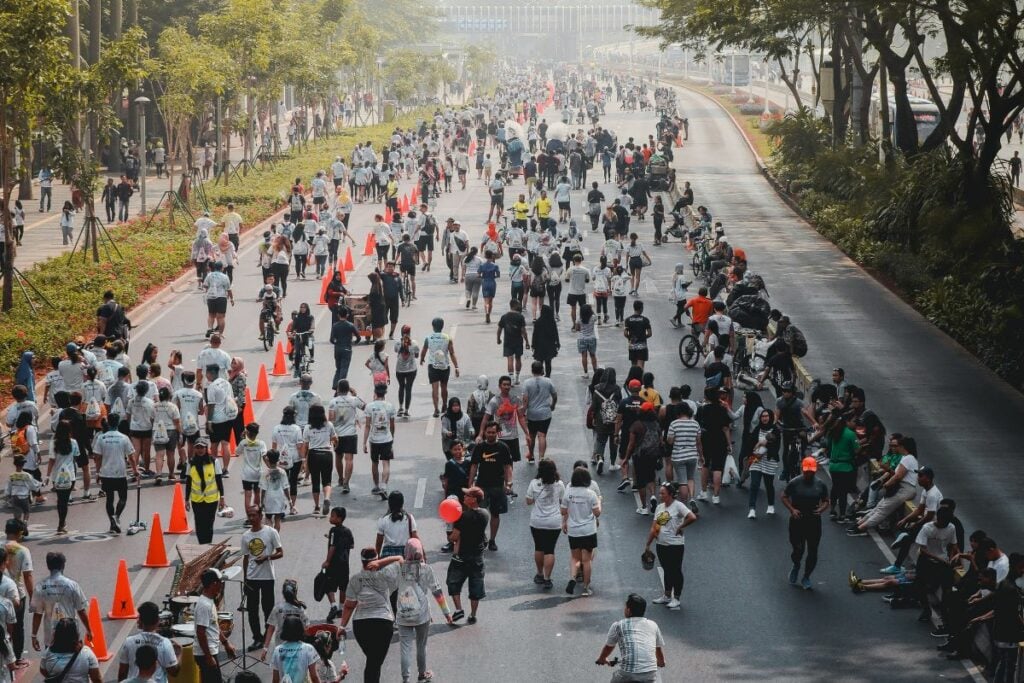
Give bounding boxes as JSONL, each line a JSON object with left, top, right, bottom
{"left": 14, "top": 352, "right": 34, "bottom": 394}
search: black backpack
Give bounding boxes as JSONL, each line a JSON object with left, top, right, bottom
{"left": 783, "top": 325, "right": 809, "bottom": 358}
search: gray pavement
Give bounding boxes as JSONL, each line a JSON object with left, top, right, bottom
{"left": 7, "top": 81, "right": 995, "bottom": 682}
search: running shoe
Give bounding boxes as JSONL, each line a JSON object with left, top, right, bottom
{"left": 879, "top": 564, "right": 903, "bottom": 575}
{"left": 789, "top": 566, "right": 799, "bottom": 585}
{"left": 666, "top": 599, "right": 680, "bottom": 610}
{"left": 801, "top": 577, "right": 813, "bottom": 591}
{"left": 652, "top": 595, "right": 670, "bottom": 604}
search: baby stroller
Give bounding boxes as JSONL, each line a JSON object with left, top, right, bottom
{"left": 647, "top": 154, "right": 671, "bottom": 191}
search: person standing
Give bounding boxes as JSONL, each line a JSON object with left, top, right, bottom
{"left": 322, "top": 507, "right": 354, "bottom": 622}
{"left": 328, "top": 380, "right": 364, "bottom": 494}
{"left": 363, "top": 384, "right": 397, "bottom": 499}
{"left": 467, "top": 423, "right": 513, "bottom": 551}
{"left": 194, "top": 569, "right": 236, "bottom": 683}
{"left": 38, "top": 167, "right": 53, "bottom": 213}
{"left": 184, "top": 438, "right": 225, "bottom": 545}
{"left": 781, "top": 457, "right": 829, "bottom": 590}
{"left": 329, "top": 309, "right": 362, "bottom": 389}
{"left": 30, "top": 553, "right": 91, "bottom": 650}
{"left": 521, "top": 360, "right": 557, "bottom": 462}
{"left": 445, "top": 487, "right": 489, "bottom": 624}
{"left": 596, "top": 594, "right": 666, "bottom": 682}
{"left": 59, "top": 202, "right": 75, "bottom": 246}
{"left": 241, "top": 506, "right": 284, "bottom": 650}
{"left": 340, "top": 549, "right": 403, "bottom": 683}
{"left": 644, "top": 483, "right": 697, "bottom": 610}
{"left": 1010, "top": 150, "right": 1021, "bottom": 187}
{"left": 3, "top": 519, "right": 32, "bottom": 666}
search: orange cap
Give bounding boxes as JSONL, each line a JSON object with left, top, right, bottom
{"left": 640, "top": 402, "right": 655, "bottom": 413}
{"left": 801, "top": 456, "right": 818, "bottom": 472}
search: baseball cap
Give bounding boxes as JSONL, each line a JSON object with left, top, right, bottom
{"left": 640, "top": 402, "right": 655, "bottom": 413}
{"left": 65, "top": 342, "right": 79, "bottom": 354}
{"left": 801, "top": 456, "right": 818, "bottom": 473}
{"left": 627, "top": 379, "right": 642, "bottom": 389}
{"left": 194, "top": 437, "right": 211, "bottom": 448}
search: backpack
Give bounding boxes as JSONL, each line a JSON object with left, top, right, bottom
{"left": 396, "top": 578, "right": 427, "bottom": 623}
{"left": 85, "top": 399, "right": 102, "bottom": 421}
{"left": 182, "top": 411, "right": 199, "bottom": 436}
{"left": 53, "top": 459, "right": 75, "bottom": 490}
{"left": 10, "top": 427, "right": 29, "bottom": 456}
{"left": 783, "top": 325, "right": 808, "bottom": 358}
{"left": 223, "top": 392, "right": 240, "bottom": 421}
{"left": 153, "top": 420, "right": 170, "bottom": 445}
{"left": 595, "top": 390, "right": 618, "bottom": 426}
{"left": 637, "top": 421, "right": 662, "bottom": 459}
{"left": 290, "top": 194, "right": 303, "bottom": 212}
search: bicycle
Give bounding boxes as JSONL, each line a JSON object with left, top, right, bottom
{"left": 260, "top": 310, "right": 277, "bottom": 352}
{"left": 399, "top": 271, "right": 413, "bottom": 307}
{"left": 678, "top": 321, "right": 703, "bottom": 368}
{"left": 291, "top": 329, "right": 314, "bottom": 377}
{"left": 731, "top": 328, "right": 761, "bottom": 387}
{"left": 691, "top": 236, "right": 714, "bottom": 282}
{"left": 780, "top": 426, "right": 808, "bottom": 481}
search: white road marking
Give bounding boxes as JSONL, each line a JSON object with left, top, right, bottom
{"left": 644, "top": 279, "right": 658, "bottom": 294}
{"left": 414, "top": 477, "right": 427, "bottom": 508}
{"left": 425, "top": 418, "right": 436, "bottom": 436}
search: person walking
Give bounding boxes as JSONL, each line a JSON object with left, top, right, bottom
{"left": 241, "top": 506, "right": 284, "bottom": 651}
{"left": 39, "top": 619, "right": 101, "bottom": 683}
{"left": 644, "top": 483, "right": 697, "bottom": 610}
{"left": 339, "top": 548, "right": 403, "bottom": 683}
{"left": 59, "top": 202, "right": 75, "bottom": 246}
{"left": 302, "top": 405, "right": 336, "bottom": 515}
{"left": 781, "top": 457, "right": 829, "bottom": 590}
{"left": 746, "top": 409, "right": 781, "bottom": 519}
{"left": 419, "top": 318, "right": 460, "bottom": 418}
{"left": 393, "top": 326, "right": 419, "bottom": 418}
{"left": 531, "top": 305, "right": 560, "bottom": 378}
{"left": 44, "top": 423, "right": 78, "bottom": 535}
{"left": 445, "top": 487, "right": 489, "bottom": 624}
{"left": 101, "top": 179, "right": 117, "bottom": 223}
{"left": 329, "top": 309, "right": 361, "bottom": 389}
{"left": 364, "top": 384, "right": 397, "bottom": 498}
{"left": 92, "top": 414, "right": 138, "bottom": 535}
{"left": 522, "top": 360, "right": 557, "bottom": 462}
{"left": 562, "top": 467, "right": 601, "bottom": 597}
{"left": 526, "top": 459, "right": 565, "bottom": 590}
{"left": 184, "top": 438, "right": 226, "bottom": 545}
{"left": 268, "top": 616, "right": 320, "bottom": 683}
{"left": 396, "top": 538, "right": 452, "bottom": 683}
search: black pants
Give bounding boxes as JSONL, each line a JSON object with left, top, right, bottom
{"left": 656, "top": 544, "right": 685, "bottom": 599}
{"left": 101, "top": 477, "right": 128, "bottom": 519}
{"left": 56, "top": 489, "right": 72, "bottom": 528}
{"left": 294, "top": 253, "right": 308, "bottom": 278}
{"left": 829, "top": 470, "right": 857, "bottom": 516}
{"left": 287, "top": 461, "right": 301, "bottom": 498}
{"left": 595, "top": 295, "right": 608, "bottom": 318}
{"left": 12, "top": 596, "right": 25, "bottom": 659}
{"left": 228, "top": 234, "right": 239, "bottom": 250}
{"left": 788, "top": 514, "right": 822, "bottom": 578}
{"left": 653, "top": 216, "right": 663, "bottom": 242}
{"left": 105, "top": 201, "right": 116, "bottom": 223}
{"left": 271, "top": 262, "right": 289, "bottom": 297}
{"left": 396, "top": 371, "right": 416, "bottom": 410}
{"left": 197, "top": 657, "right": 223, "bottom": 683}
{"left": 353, "top": 617, "right": 394, "bottom": 683}
{"left": 244, "top": 579, "right": 274, "bottom": 639}
{"left": 328, "top": 239, "right": 339, "bottom": 263}
{"left": 308, "top": 450, "right": 333, "bottom": 494}
{"left": 546, "top": 283, "right": 562, "bottom": 315}
{"left": 193, "top": 500, "right": 218, "bottom": 544}
{"left": 613, "top": 296, "right": 627, "bottom": 322}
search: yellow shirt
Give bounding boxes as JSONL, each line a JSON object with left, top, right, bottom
{"left": 512, "top": 201, "right": 530, "bottom": 221}
{"left": 534, "top": 198, "right": 552, "bottom": 219}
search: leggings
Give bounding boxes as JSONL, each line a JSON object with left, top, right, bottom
{"left": 192, "top": 500, "right": 218, "bottom": 544}
{"left": 294, "top": 253, "right": 308, "bottom": 277}
{"left": 788, "top": 515, "right": 822, "bottom": 578}
{"left": 243, "top": 579, "right": 274, "bottom": 638}
{"left": 829, "top": 470, "right": 857, "bottom": 516}
{"left": 271, "top": 262, "right": 289, "bottom": 297}
{"left": 540, "top": 359, "right": 552, "bottom": 377}
{"left": 396, "top": 371, "right": 417, "bottom": 410}
{"left": 308, "top": 450, "right": 333, "bottom": 494}
{"left": 613, "top": 296, "right": 627, "bottom": 322}
{"left": 464, "top": 275, "right": 481, "bottom": 306}
{"left": 546, "top": 282, "right": 562, "bottom": 315}
{"left": 656, "top": 544, "right": 685, "bottom": 599}
{"left": 747, "top": 470, "right": 776, "bottom": 509}
{"left": 56, "top": 489, "right": 72, "bottom": 528}
{"left": 653, "top": 216, "right": 663, "bottom": 242}
{"left": 101, "top": 477, "right": 128, "bottom": 519}
{"left": 286, "top": 461, "right": 301, "bottom": 498}
{"left": 594, "top": 295, "right": 609, "bottom": 318}
{"left": 353, "top": 617, "right": 394, "bottom": 683}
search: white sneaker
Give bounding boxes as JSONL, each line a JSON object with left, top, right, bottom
{"left": 636, "top": 507, "right": 649, "bottom": 515}
{"left": 666, "top": 598, "right": 681, "bottom": 610}
{"left": 747, "top": 509, "right": 756, "bottom": 519}
{"left": 696, "top": 491, "right": 709, "bottom": 502}
{"left": 609, "top": 464, "right": 621, "bottom": 472}
{"left": 712, "top": 496, "right": 720, "bottom": 505}
{"left": 766, "top": 505, "right": 776, "bottom": 515}
{"left": 652, "top": 595, "right": 671, "bottom": 605}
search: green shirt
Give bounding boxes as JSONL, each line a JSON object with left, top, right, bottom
{"left": 828, "top": 427, "right": 859, "bottom": 473}
{"left": 881, "top": 450, "right": 902, "bottom": 471}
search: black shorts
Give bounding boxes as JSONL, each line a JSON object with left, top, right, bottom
{"left": 568, "top": 534, "right": 598, "bottom": 551}
{"left": 323, "top": 566, "right": 350, "bottom": 594}
{"left": 183, "top": 432, "right": 201, "bottom": 444}
{"left": 446, "top": 555, "right": 485, "bottom": 600}
{"left": 633, "top": 454, "right": 658, "bottom": 488}
{"left": 482, "top": 487, "right": 508, "bottom": 515}
{"left": 130, "top": 429, "right": 153, "bottom": 440}
{"left": 501, "top": 438, "right": 521, "bottom": 463}
{"left": 74, "top": 454, "right": 90, "bottom": 468}
{"left": 386, "top": 298, "right": 399, "bottom": 324}
{"left": 335, "top": 435, "right": 358, "bottom": 455}
{"left": 566, "top": 293, "right": 587, "bottom": 307}
{"left": 242, "top": 480, "right": 260, "bottom": 491}
{"left": 502, "top": 342, "right": 523, "bottom": 358}
{"left": 428, "top": 366, "right": 451, "bottom": 384}
{"left": 557, "top": 201, "right": 571, "bottom": 211}
{"left": 628, "top": 347, "right": 649, "bottom": 362}
{"left": 490, "top": 197, "right": 504, "bottom": 209}
{"left": 207, "top": 297, "right": 228, "bottom": 315}
{"left": 706, "top": 447, "right": 728, "bottom": 472}
{"left": 369, "top": 442, "right": 394, "bottom": 462}
{"left": 400, "top": 263, "right": 416, "bottom": 276}
{"left": 531, "top": 527, "right": 561, "bottom": 554}
{"left": 313, "top": 196, "right": 326, "bottom": 205}
{"left": 527, "top": 419, "right": 551, "bottom": 438}
{"left": 209, "top": 420, "right": 233, "bottom": 444}
{"left": 417, "top": 237, "right": 433, "bottom": 252}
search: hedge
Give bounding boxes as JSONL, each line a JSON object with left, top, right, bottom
{"left": 1, "top": 111, "right": 426, "bottom": 395}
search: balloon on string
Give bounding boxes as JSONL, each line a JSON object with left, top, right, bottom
{"left": 438, "top": 498, "right": 463, "bottom": 524}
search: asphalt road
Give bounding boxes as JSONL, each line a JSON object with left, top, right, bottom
{"left": 9, "top": 80, "right": 996, "bottom": 682}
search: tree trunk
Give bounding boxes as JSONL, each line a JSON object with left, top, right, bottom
{"left": 89, "top": 0, "right": 102, "bottom": 158}
{"left": 17, "top": 126, "right": 33, "bottom": 200}
{"left": 1, "top": 98, "right": 15, "bottom": 312}
{"left": 890, "top": 67, "right": 918, "bottom": 155}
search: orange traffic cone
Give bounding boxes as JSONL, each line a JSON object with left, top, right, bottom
{"left": 319, "top": 272, "right": 330, "bottom": 305}
{"left": 255, "top": 363, "right": 273, "bottom": 401}
{"left": 228, "top": 430, "right": 237, "bottom": 456}
{"left": 363, "top": 232, "right": 375, "bottom": 256}
{"left": 336, "top": 257, "right": 344, "bottom": 273}
{"left": 344, "top": 247, "right": 354, "bottom": 271}
{"left": 243, "top": 388, "right": 256, "bottom": 424}
{"left": 86, "top": 597, "right": 112, "bottom": 661}
{"left": 411, "top": 185, "right": 419, "bottom": 204}
{"left": 270, "top": 342, "right": 288, "bottom": 376}
{"left": 108, "top": 559, "right": 138, "bottom": 620}
{"left": 143, "top": 513, "right": 170, "bottom": 568}
{"left": 167, "top": 483, "right": 192, "bottom": 534}
{"left": 286, "top": 338, "right": 293, "bottom": 356}
{"left": 400, "top": 195, "right": 409, "bottom": 213}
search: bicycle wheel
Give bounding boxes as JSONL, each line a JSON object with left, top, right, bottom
{"left": 691, "top": 252, "right": 703, "bottom": 278}
{"left": 678, "top": 334, "right": 700, "bottom": 368}
{"left": 263, "top": 321, "right": 274, "bottom": 352}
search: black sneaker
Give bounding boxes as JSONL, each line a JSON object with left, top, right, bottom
{"left": 467, "top": 615, "right": 477, "bottom": 624}
{"left": 246, "top": 642, "right": 263, "bottom": 653}
{"left": 648, "top": 496, "right": 657, "bottom": 515}
{"left": 326, "top": 605, "right": 339, "bottom": 621}
{"left": 688, "top": 499, "right": 699, "bottom": 514}
{"left": 487, "top": 540, "right": 497, "bottom": 551}
{"left": 451, "top": 610, "right": 465, "bottom": 622}
{"left": 533, "top": 574, "right": 545, "bottom": 584}
{"left": 440, "top": 543, "right": 453, "bottom": 553}
{"left": 565, "top": 579, "right": 576, "bottom": 595}
{"left": 616, "top": 478, "right": 632, "bottom": 492}
{"left": 596, "top": 460, "right": 604, "bottom": 475}
{"left": 543, "top": 579, "right": 553, "bottom": 590}
{"left": 930, "top": 626, "right": 948, "bottom": 638}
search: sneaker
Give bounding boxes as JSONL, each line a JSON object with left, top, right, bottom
{"left": 467, "top": 615, "right": 477, "bottom": 624}
{"left": 688, "top": 500, "right": 699, "bottom": 514}
{"left": 890, "top": 532, "right": 909, "bottom": 549}
{"left": 246, "top": 642, "right": 263, "bottom": 653}
{"left": 616, "top": 479, "right": 632, "bottom": 492}
{"left": 652, "top": 595, "right": 671, "bottom": 604}
{"left": 801, "top": 577, "right": 813, "bottom": 591}
{"left": 696, "top": 491, "right": 709, "bottom": 502}
{"left": 565, "top": 579, "right": 576, "bottom": 594}
{"left": 440, "top": 543, "right": 453, "bottom": 554}
{"left": 930, "top": 626, "right": 949, "bottom": 638}
{"left": 747, "top": 509, "right": 756, "bottom": 519}
{"left": 766, "top": 505, "right": 775, "bottom": 515}
{"left": 635, "top": 507, "right": 649, "bottom": 515}
{"left": 597, "top": 460, "right": 604, "bottom": 475}
{"left": 580, "top": 586, "right": 593, "bottom": 597}
{"left": 451, "top": 610, "right": 464, "bottom": 622}
{"left": 342, "top": 485, "right": 350, "bottom": 494}
{"left": 543, "top": 579, "right": 553, "bottom": 590}
{"left": 788, "top": 566, "right": 799, "bottom": 585}
{"left": 371, "top": 487, "right": 381, "bottom": 495}
{"left": 608, "top": 464, "right": 621, "bottom": 472}
{"left": 666, "top": 598, "right": 681, "bottom": 610}
{"left": 879, "top": 564, "right": 903, "bottom": 575}
{"left": 712, "top": 495, "right": 720, "bottom": 505}
{"left": 533, "top": 574, "right": 545, "bottom": 585}
{"left": 487, "top": 540, "right": 497, "bottom": 551}
{"left": 846, "top": 529, "right": 868, "bottom": 537}
{"left": 433, "top": 410, "right": 440, "bottom": 418}
{"left": 648, "top": 496, "right": 657, "bottom": 514}
{"left": 55, "top": 527, "right": 68, "bottom": 536}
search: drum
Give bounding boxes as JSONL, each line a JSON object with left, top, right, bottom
{"left": 169, "top": 637, "right": 199, "bottom": 683}
{"left": 217, "top": 612, "right": 234, "bottom": 638}
{"left": 170, "top": 595, "right": 197, "bottom": 624}
{"left": 171, "top": 623, "right": 196, "bottom": 638}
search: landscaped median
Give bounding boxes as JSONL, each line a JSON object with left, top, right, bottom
{"left": 1, "top": 112, "right": 425, "bottom": 395}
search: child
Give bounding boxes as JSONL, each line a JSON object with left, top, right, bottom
{"left": 42, "top": 356, "right": 64, "bottom": 420}
{"left": 238, "top": 422, "right": 268, "bottom": 515}
{"left": 670, "top": 263, "right": 691, "bottom": 328}
{"left": 323, "top": 507, "right": 354, "bottom": 622}
{"left": 611, "top": 265, "right": 629, "bottom": 326}
{"left": 6, "top": 456, "right": 41, "bottom": 525}
{"left": 312, "top": 629, "right": 347, "bottom": 682}
{"left": 260, "top": 450, "right": 288, "bottom": 532}
{"left": 11, "top": 412, "right": 42, "bottom": 506}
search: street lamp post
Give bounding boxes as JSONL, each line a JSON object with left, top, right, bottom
{"left": 134, "top": 95, "right": 150, "bottom": 216}
{"left": 375, "top": 57, "right": 384, "bottom": 124}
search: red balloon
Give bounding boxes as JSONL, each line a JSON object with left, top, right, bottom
{"left": 438, "top": 498, "right": 463, "bottom": 524}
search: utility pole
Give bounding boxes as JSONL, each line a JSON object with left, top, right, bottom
{"left": 89, "top": 0, "right": 102, "bottom": 157}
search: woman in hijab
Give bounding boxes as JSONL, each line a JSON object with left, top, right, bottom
{"left": 367, "top": 272, "right": 387, "bottom": 340}
{"left": 191, "top": 229, "right": 215, "bottom": 288}
{"left": 591, "top": 367, "right": 621, "bottom": 472}
{"left": 14, "top": 351, "right": 34, "bottom": 403}
{"left": 289, "top": 303, "right": 315, "bottom": 376}
{"left": 228, "top": 357, "right": 248, "bottom": 443}
{"left": 441, "top": 397, "right": 474, "bottom": 457}
{"left": 737, "top": 391, "right": 765, "bottom": 486}
{"left": 216, "top": 232, "right": 237, "bottom": 283}
{"left": 467, "top": 376, "right": 493, "bottom": 435}
{"left": 396, "top": 538, "right": 452, "bottom": 683}
{"left": 531, "top": 305, "right": 560, "bottom": 377}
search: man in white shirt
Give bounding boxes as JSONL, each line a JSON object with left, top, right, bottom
{"left": 194, "top": 211, "right": 217, "bottom": 236}
{"left": 4, "top": 519, "right": 32, "bottom": 665}
{"left": 328, "top": 379, "right": 364, "bottom": 494}
{"left": 93, "top": 414, "right": 138, "bottom": 533}
{"left": 597, "top": 594, "right": 666, "bottom": 680}
{"left": 204, "top": 366, "right": 236, "bottom": 476}
{"left": 363, "top": 384, "right": 396, "bottom": 499}
{"left": 202, "top": 262, "right": 234, "bottom": 338}
{"left": 287, "top": 375, "right": 322, "bottom": 428}
{"left": 241, "top": 507, "right": 283, "bottom": 648}
{"left": 30, "top": 552, "right": 91, "bottom": 649}
{"left": 330, "top": 157, "right": 348, "bottom": 188}
{"left": 194, "top": 569, "right": 235, "bottom": 681}
{"left": 117, "top": 601, "right": 180, "bottom": 682}
{"left": 195, "top": 335, "right": 231, "bottom": 388}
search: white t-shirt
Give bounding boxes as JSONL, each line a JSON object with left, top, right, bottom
{"left": 365, "top": 400, "right": 396, "bottom": 444}
{"left": 915, "top": 522, "right": 956, "bottom": 561}
{"left": 117, "top": 631, "right": 178, "bottom": 683}
{"left": 303, "top": 424, "right": 334, "bottom": 451}
{"left": 57, "top": 360, "right": 86, "bottom": 393}
{"left": 237, "top": 438, "right": 268, "bottom": 483}
{"left": 287, "top": 390, "right": 322, "bottom": 427}
{"left": 526, "top": 480, "right": 566, "bottom": 530}
{"left": 423, "top": 333, "right": 451, "bottom": 369}
{"left": 3, "top": 541, "right": 32, "bottom": 599}
{"left": 271, "top": 641, "right": 319, "bottom": 682}
{"left": 92, "top": 430, "right": 134, "bottom": 478}
{"left": 196, "top": 347, "right": 231, "bottom": 379}
{"left": 266, "top": 601, "right": 309, "bottom": 645}
{"left": 561, "top": 486, "right": 600, "bottom": 537}
{"left": 242, "top": 526, "right": 282, "bottom": 581}
{"left": 173, "top": 388, "right": 204, "bottom": 435}
{"left": 222, "top": 212, "right": 242, "bottom": 235}
{"left": 193, "top": 595, "right": 219, "bottom": 656}
{"left": 329, "top": 395, "right": 364, "bottom": 437}
{"left": 40, "top": 646, "right": 99, "bottom": 682}
{"left": 205, "top": 377, "right": 234, "bottom": 424}
{"left": 605, "top": 617, "right": 664, "bottom": 675}
{"left": 30, "top": 572, "right": 87, "bottom": 645}
{"left": 376, "top": 513, "right": 417, "bottom": 548}
{"left": 203, "top": 272, "right": 231, "bottom": 300}
{"left": 654, "top": 500, "right": 691, "bottom": 546}
{"left": 916, "top": 484, "right": 943, "bottom": 513}
{"left": 272, "top": 424, "right": 303, "bottom": 467}
{"left": 126, "top": 395, "right": 156, "bottom": 431}
{"left": 260, "top": 468, "right": 290, "bottom": 515}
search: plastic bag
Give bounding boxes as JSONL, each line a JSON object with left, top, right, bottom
{"left": 722, "top": 454, "right": 740, "bottom": 485}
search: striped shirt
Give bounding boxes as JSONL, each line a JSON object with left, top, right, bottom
{"left": 605, "top": 617, "right": 664, "bottom": 674}
{"left": 667, "top": 418, "right": 701, "bottom": 462}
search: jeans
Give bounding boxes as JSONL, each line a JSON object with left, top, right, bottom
{"left": 396, "top": 371, "right": 416, "bottom": 410}
{"left": 353, "top": 617, "right": 394, "bottom": 683}
{"left": 61, "top": 222, "right": 74, "bottom": 245}
{"left": 398, "top": 622, "right": 430, "bottom": 682}
{"left": 333, "top": 347, "right": 353, "bottom": 388}
{"left": 829, "top": 470, "right": 857, "bottom": 516}
{"left": 39, "top": 187, "right": 52, "bottom": 212}
{"left": 118, "top": 199, "right": 130, "bottom": 221}
{"left": 788, "top": 514, "right": 821, "bottom": 578}
{"left": 316, "top": 254, "right": 328, "bottom": 276}
{"left": 197, "top": 657, "right": 223, "bottom": 683}
{"left": 464, "top": 274, "right": 481, "bottom": 306}
{"left": 244, "top": 578, "right": 274, "bottom": 638}
{"left": 747, "top": 470, "right": 775, "bottom": 509}
{"left": 992, "top": 644, "right": 1018, "bottom": 683}
{"left": 592, "top": 431, "right": 615, "bottom": 461}
{"left": 655, "top": 544, "right": 685, "bottom": 599}
{"left": 105, "top": 201, "right": 116, "bottom": 222}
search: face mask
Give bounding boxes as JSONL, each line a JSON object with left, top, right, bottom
{"left": 1015, "top": 577, "right": 1024, "bottom": 590}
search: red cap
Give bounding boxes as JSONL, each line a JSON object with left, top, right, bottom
{"left": 628, "top": 379, "right": 642, "bottom": 389}
{"left": 640, "top": 402, "right": 655, "bottom": 413}
{"left": 801, "top": 456, "right": 818, "bottom": 473}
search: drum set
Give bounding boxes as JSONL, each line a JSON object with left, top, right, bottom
{"left": 162, "top": 589, "right": 238, "bottom": 681}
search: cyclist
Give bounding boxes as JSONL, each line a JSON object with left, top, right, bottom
{"left": 287, "top": 305, "right": 315, "bottom": 378}
{"left": 680, "top": 287, "right": 712, "bottom": 334}
{"left": 258, "top": 285, "right": 283, "bottom": 340}
{"left": 773, "top": 382, "right": 816, "bottom": 482}
{"left": 395, "top": 234, "right": 418, "bottom": 301}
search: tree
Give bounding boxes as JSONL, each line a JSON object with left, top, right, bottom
{"left": 0, "top": 0, "right": 69, "bottom": 311}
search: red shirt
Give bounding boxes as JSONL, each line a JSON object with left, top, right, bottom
{"left": 686, "top": 296, "right": 714, "bottom": 324}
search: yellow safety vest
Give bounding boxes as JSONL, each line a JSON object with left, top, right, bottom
{"left": 189, "top": 462, "right": 219, "bottom": 503}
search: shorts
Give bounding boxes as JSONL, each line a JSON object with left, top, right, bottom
{"left": 313, "top": 196, "right": 326, "bottom": 205}
{"left": 130, "top": 429, "right": 153, "bottom": 440}
{"left": 335, "top": 435, "right": 358, "bottom": 454}
{"left": 428, "top": 366, "right": 451, "bottom": 384}
{"left": 568, "top": 534, "right": 598, "bottom": 551}
{"left": 490, "top": 197, "right": 504, "bottom": 209}
{"left": 209, "top": 420, "right": 233, "bottom": 444}
{"left": 207, "top": 297, "right": 228, "bottom": 315}
{"left": 482, "top": 487, "right": 509, "bottom": 515}
{"left": 417, "top": 237, "right": 433, "bottom": 252}
{"left": 182, "top": 431, "right": 200, "bottom": 444}
{"left": 628, "top": 347, "right": 649, "bottom": 362}
{"left": 566, "top": 293, "right": 587, "bottom": 307}
{"left": 400, "top": 263, "right": 416, "bottom": 276}
{"left": 386, "top": 298, "right": 399, "bottom": 324}
{"left": 577, "top": 337, "right": 597, "bottom": 354}
{"left": 446, "top": 555, "right": 485, "bottom": 600}
{"left": 531, "top": 527, "right": 561, "bottom": 554}
{"left": 266, "top": 513, "right": 285, "bottom": 523}
{"left": 671, "top": 459, "right": 698, "bottom": 482}
{"left": 155, "top": 430, "right": 179, "bottom": 451}
{"left": 501, "top": 438, "right": 521, "bottom": 463}
{"left": 242, "top": 480, "right": 260, "bottom": 491}
{"left": 323, "top": 566, "right": 350, "bottom": 594}
{"left": 633, "top": 454, "right": 658, "bottom": 488}
{"left": 557, "top": 201, "right": 571, "bottom": 211}
{"left": 527, "top": 418, "right": 551, "bottom": 439}
{"left": 502, "top": 342, "right": 523, "bottom": 358}
{"left": 369, "top": 442, "right": 394, "bottom": 462}
{"left": 705, "top": 447, "right": 727, "bottom": 472}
